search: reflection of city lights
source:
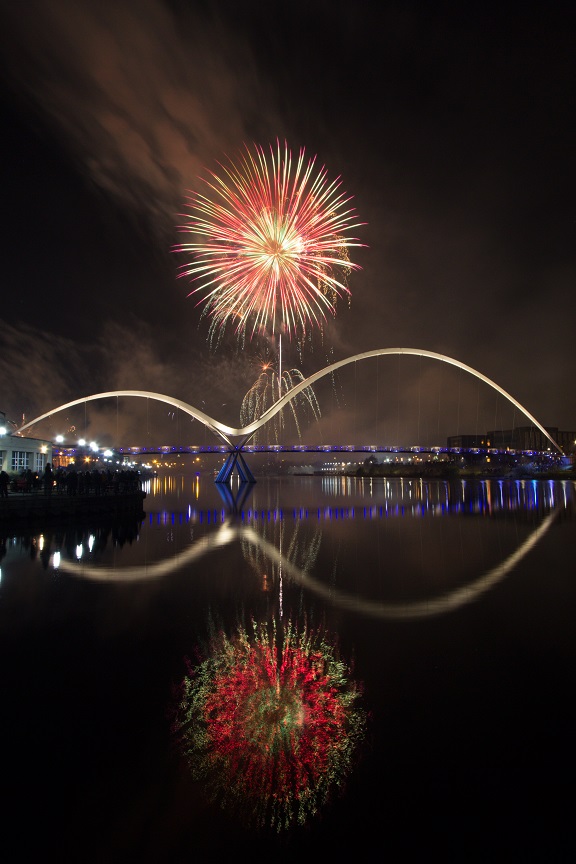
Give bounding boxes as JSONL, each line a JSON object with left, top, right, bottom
{"left": 172, "top": 617, "right": 366, "bottom": 832}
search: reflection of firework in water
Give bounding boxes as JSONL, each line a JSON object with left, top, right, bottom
{"left": 241, "top": 515, "right": 322, "bottom": 614}
{"left": 174, "top": 140, "right": 364, "bottom": 346}
{"left": 240, "top": 360, "right": 321, "bottom": 444}
{"left": 172, "top": 617, "right": 366, "bottom": 832}
{"left": 241, "top": 519, "right": 321, "bottom": 584}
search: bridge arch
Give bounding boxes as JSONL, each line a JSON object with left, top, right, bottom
{"left": 12, "top": 389, "right": 238, "bottom": 447}
{"left": 11, "top": 349, "right": 563, "bottom": 456}
{"left": 235, "top": 347, "right": 564, "bottom": 455}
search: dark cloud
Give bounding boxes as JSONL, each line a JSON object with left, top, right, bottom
{"left": 0, "top": 0, "right": 279, "bottom": 237}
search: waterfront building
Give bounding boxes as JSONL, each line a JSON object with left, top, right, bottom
{"left": 486, "top": 426, "right": 575, "bottom": 454}
{"left": 0, "top": 419, "right": 52, "bottom": 475}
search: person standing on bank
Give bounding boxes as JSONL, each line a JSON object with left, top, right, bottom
{"left": 0, "top": 470, "right": 9, "bottom": 497}
{"left": 43, "top": 462, "right": 54, "bottom": 494}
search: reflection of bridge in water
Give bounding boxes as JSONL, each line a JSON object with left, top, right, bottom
{"left": 11, "top": 348, "right": 566, "bottom": 484}
{"left": 43, "top": 475, "right": 574, "bottom": 619}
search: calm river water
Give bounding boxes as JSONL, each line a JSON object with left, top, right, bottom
{"left": 1, "top": 473, "right": 575, "bottom": 862}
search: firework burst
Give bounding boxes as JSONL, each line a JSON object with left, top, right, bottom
{"left": 174, "top": 140, "right": 365, "bottom": 346}
{"left": 171, "top": 617, "right": 367, "bottom": 832}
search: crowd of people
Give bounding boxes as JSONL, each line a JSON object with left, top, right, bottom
{"left": 4, "top": 464, "right": 144, "bottom": 496}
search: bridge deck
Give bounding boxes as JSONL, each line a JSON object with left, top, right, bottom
{"left": 103, "top": 444, "right": 558, "bottom": 458}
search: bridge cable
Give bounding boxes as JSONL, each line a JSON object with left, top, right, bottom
{"left": 437, "top": 377, "right": 441, "bottom": 445}
{"left": 417, "top": 354, "right": 422, "bottom": 446}
{"left": 456, "top": 366, "right": 462, "bottom": 440}
{"left": 376, "top": 355, "right": 380, "bottom": 444}
{"left": 396, "top": 353, "right": 401, "bottom": 446}
{"left": 354, "top": 359, "right": 357, "bottom": 449}
{"left": 475, "top": 376, "right": 480, "bottom": 441}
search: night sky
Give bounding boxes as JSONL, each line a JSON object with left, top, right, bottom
{"left": 1, "top": 1, "right": 574, "bottom": 446}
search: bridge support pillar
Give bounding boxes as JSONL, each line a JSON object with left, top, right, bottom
{"left": 215, "top": 448, "right": 256, "bottom": 485}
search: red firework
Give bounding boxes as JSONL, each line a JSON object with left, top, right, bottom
{"left": 174, "top": 140, "right": 365, "bottom": 344}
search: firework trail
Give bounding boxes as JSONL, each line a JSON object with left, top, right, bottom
{"left": 174, "top": 140, "right": 364, "bottom": 347}
{"left": 240, "top": 359, "right": 322, "bottom": 444}
{"left": 241, "top": 514, "right": 323, "bottom": 616}
{"left": 171, "top": 616, "right": 366, "bottom": 832}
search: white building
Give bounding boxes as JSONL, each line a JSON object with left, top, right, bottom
{"left": 0, "top": 423, "right": 53, "bottom": 475}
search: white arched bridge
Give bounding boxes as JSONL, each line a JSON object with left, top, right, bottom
{"left": 12, "top": 348, "right": 564, "bottom": 483}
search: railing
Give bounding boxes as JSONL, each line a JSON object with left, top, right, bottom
{"left": 96, "top": 444, "right": 563, "bottom": 458}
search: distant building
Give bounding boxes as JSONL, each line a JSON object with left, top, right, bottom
{"left": 486, "top": 426, "right": 575, "bottom": 454}
{"left": 446, "top": 426, "right": 575, "bottom": 457}
{"left": 551, "top": 430, "right": 576, "bottom": 455}
{"left": 446, "top": 434, "right": 488, "bottom": 449}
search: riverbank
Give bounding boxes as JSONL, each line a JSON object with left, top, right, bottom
{"left": 349, "top": 462, "right": 575, "bottom": 480}
{"left": 291, "top": 466, "right": 576, "bottom": 481}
